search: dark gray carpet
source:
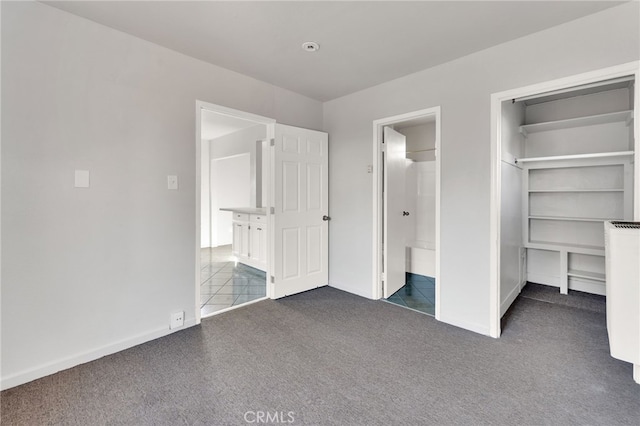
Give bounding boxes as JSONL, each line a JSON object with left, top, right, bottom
{"left": 519, "top": 282, "right": 607, "bottom": 314}
{"left": 2, "top": 286, "right": 639, "bottom": 425}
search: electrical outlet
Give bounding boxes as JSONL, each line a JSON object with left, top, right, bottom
{"left": 170, "top": 311, "right": 184, "bottom": 329}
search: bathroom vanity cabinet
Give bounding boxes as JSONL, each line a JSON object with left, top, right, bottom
{"left": 222, "top": 208, "right": 268, "bottom": 271}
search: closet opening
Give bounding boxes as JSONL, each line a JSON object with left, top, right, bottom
{"left": 490, "top": 62, "right": 639, "bottom": 339}
{"left": 372, "top": 107, "right": 441, "bottom": 318}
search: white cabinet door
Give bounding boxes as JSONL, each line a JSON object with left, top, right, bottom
{"left": 259, "top": 225, "right": 267, "bottom": 266}
{"left": 383, "top": 126, "right": 407, "bottom": 298}
{"left": 272, "top": 124, "right": 329, "bottom": 298}
{"left": 250, "top": 224, "right": 265, "bottom": 264}
{"left": 240, "top": 223, "right": 250, "bottom": 258}
{"left": 232, "top": 222, "right": 243, "bottom": 257}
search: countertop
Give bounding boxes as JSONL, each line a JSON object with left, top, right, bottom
{"left": 219, "top": 207, "right": 267, "bottom": 215}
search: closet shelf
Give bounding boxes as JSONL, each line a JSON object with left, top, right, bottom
{"left": 516, "top": 150, "right": 634, "bottom": 164}
{"left": 526, "top": 241, "right": 605, "bottom": 256}
{"left": 567, "top": 269, "right": 606, "bottom": 282}
{"left": 528, "top": 215, "right": 621, "bottom": 222}
{"left": 519, "top": 110, "right": 633, "bottom": 136}
{"left": 528, "top": 189, "right": 624, "bottom": 193}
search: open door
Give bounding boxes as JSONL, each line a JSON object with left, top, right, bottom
{"left": 272, "top": 124, "right": 329, "bottom": 298}
{"left": 383, "top": 126, "right": 407, "bottom": 298}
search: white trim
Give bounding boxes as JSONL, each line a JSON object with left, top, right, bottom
{"left": 0, "top": 319, "right": 197, "bottom": 391}
{"left": 500, "top": 282, "right": 523, "bottom": 317}
{"left": 195, "top": 101, "right": 275, "bottom": 325}
{"left": 200, "top": 296, "right": 268, "bottom": 319}
{"left": 438, "top": 314, "right": 491, "bottom": 336}
{"left": 372, "top": 106, "right": 441, "bottom": 319}
{"left": 514, "top": 75, "right": 635, "bottom": 103}
{"left": 489, "top": 61, "right": 640, "bottom": 339}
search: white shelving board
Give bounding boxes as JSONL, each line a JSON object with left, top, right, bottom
{"left": 519, "top": 111, "right": 634, "bottom": 295}
{"left": 528, "top": 189, "right": 624, "bottom": 193}
{"left": 528, "top": 216, "right": 621, "bottom": 222}
{"left": 519, "top": 110, "right": 633, "bottom": 136}
{"left": 525, "top": 241, "right": 605, "bottom": 256}
{"left": 517, "top": 150, "right": 634, "bottom": 164}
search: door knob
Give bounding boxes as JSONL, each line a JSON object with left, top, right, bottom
{"left": 322, "top": 215, "right": 331, "bottom": 221}
{"left": 403, "top": 211, "right": 410, "bottom": 216}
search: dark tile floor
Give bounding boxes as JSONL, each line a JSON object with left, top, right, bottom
{"left": 200, "top": 246, "right": 267, "bottom": 317}
{"left": 385, "top": 273, "right": 435, "bottom": 316}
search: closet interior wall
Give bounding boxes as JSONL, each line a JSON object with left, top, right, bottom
{"left": 500, "top": 79, "right": 636, "bottom": 316}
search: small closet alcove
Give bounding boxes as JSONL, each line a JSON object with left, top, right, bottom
{"left": 500, "top": 76, "right": 636, "bottom": 315}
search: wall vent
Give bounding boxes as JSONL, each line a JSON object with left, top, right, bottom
{"left": 611, "top": 221, "right": 640, "bottom": 229}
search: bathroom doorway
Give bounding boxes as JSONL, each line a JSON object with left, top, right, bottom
{"left": 373, "top": 107, "right": 441, "bottom": 318}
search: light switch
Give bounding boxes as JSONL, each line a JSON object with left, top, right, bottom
{"left": 167, "top": 175, "right": 178, "bottom": 190}
{"left": 74, "top": 170, "right": 90, "bottom": 188}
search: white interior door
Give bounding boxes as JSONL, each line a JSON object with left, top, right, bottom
{"left": 384, "top": 127, "right": 407, "bottom": 298}
{"left": 272, "top": 124, "right": 329, "bottom": 298}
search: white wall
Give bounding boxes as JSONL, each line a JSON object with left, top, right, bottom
{"left": 212, "top": 154, "right": 251, "bottom": 246}
{"left": 324, "top": 2, "right": 639, "bottom": 334}
{"left": 1, "top": 1, "right": 322, "bottom": 389}
{"left": 402, "top": 122, "right": 436, "bottom": 162}
{"left": 209, "top": 124, "right": 266, "bottom": 247}
{"left": 400, "top": 123, "right": 437, "bottom": 248}
{"left": 415, "top": 161, "right": 436, "bottom": 248}
{"left": 210, "top": 125, "right": 267, "bottom": 209}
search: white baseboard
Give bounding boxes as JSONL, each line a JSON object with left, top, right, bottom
{"left": 500, "top": 282, "right": 523, "bottom": 317}
{"left": 527, "top": 272, "right": 560, "bottom": 287}
{"left": 1, "top": 318, "right": 197, "bottom": 391}
{"left": 569, "top": 277, "right": 606, "bottom": 296}
{"left": 328, "top": 281, "right": 374, "bottom": 299}
{"left": 438, "top": 313, "right": 491, "bottom": 337}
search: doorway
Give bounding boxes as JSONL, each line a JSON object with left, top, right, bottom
{"left": 196, "top": 102, "right": 275, "bottom": 320}
{"left": 489, "top": 61, "right": 640, "bottom": 338}
{"left": 372, "top": 107, "right": 441, "bottom": 318}
{"left": 195, "top": 102, "right": 330, "bottom": 323}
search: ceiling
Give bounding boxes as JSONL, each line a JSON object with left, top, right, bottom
{"left": 43, "top": 1, "right": 625, "bottom": 102}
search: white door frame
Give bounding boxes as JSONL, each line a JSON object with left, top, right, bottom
{"left": 489, "top": 61, "right": 640, "bottom": 338}
{"left": 195, "top": 100, "right": 275, "bottom": 324}
{"left": 372, "top": 106, "right": 441, "bottom": 320}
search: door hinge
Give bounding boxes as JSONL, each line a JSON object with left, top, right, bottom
{"left": 270, "top": 276, "right": 275, "bottom": 284}
{"left": 270, "top": 138, "right": 275, "bottom": 147}
{"left": 381, "top": 272, "right": 386, "bottom": 282}
{"left": 270, "top": 206, "right": 275, "bottom": 214}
